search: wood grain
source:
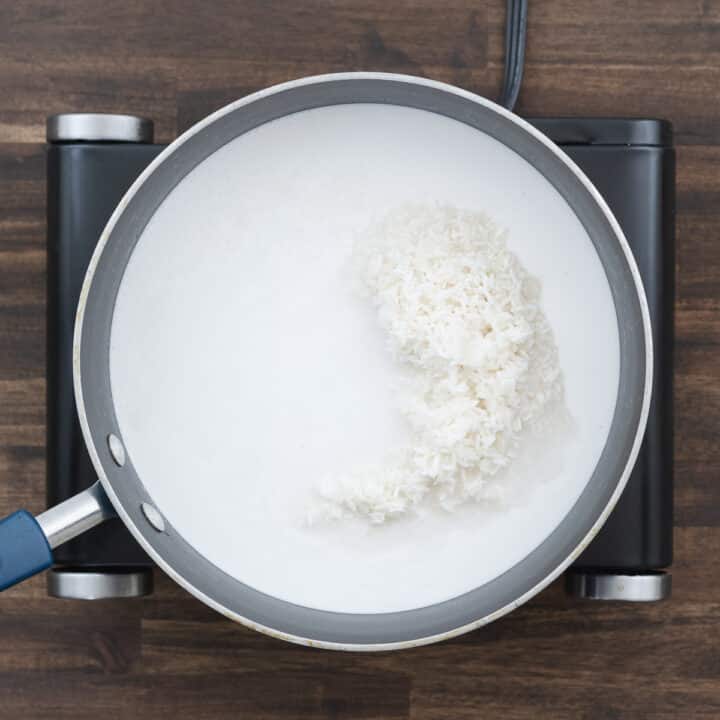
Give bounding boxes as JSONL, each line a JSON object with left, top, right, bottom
{"left": 1, "top": 1, "right": 719, "bottom": 718}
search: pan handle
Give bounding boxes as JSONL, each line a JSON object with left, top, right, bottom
{"left": 0, "top": 482, "right": 114, "bottom": 591}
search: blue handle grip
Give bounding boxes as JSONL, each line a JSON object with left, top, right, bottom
{"left": 0, "top": 511, "right": 53, "bottom": 590}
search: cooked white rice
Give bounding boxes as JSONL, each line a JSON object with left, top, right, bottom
{"left": 308, "top": 204, "right": 565, "bottom": 524}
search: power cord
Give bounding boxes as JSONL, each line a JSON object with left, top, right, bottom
{"left": 499, "top": 0, "right": 528, "bottom": 112}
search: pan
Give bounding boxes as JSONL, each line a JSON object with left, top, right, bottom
{"left": 0, "top": 73, "right": 652, "bottom": 650}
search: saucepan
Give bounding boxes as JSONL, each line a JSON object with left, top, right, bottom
{"left": 0, "top": 73, "right": 651, "bottom": 650}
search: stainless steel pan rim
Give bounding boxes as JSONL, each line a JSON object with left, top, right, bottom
{"left": 73, "top": 72, "right": 653, "bottom": 651}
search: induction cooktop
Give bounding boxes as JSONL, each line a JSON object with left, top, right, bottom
{"left": 45, "top": 111, "right": 674, "bottom": 603}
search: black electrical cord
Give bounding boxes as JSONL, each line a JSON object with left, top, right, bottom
{"left": 499, "top": 0, "right": 528, "bottom": 112}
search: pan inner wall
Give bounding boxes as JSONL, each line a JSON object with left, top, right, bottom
{"left": 108, "top": 102, "right": 619, "bottom": 614}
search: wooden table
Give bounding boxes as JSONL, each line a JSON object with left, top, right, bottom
{"left": 1, "top": 2, "right": 718, "bottom": 717}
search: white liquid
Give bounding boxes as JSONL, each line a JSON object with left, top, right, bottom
{"left": 110, "top": 104, "right": 620, "bottom": 613}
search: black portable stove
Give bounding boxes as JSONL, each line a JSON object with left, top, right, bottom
{"left": 46, "top": 113, "right": 674, "bottom": 602}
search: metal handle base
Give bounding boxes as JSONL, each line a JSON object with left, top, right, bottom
{"left": 36, "top": 482, "right": 115, "bottom": 549}
{"left": 566, "top": 572, "right": 671, "bottom": 601}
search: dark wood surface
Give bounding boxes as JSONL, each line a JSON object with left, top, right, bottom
{"left": 1, "top": 1, "right": 719, "bottom": 717}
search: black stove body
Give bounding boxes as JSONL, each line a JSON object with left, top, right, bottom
{"left": 46, "top": 114, "right": 674, "bottom": 601}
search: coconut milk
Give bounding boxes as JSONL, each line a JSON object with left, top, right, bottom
{"left": 110, "top": 104, "right": 620, "bottom": 613}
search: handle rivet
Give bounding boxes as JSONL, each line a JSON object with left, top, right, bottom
{"left": 107, "top": 434, "right": 126, "bottom": 467}
{"left": 141, "top": 503, "right": 165, "bottom": 533}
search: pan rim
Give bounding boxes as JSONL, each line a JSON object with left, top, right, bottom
{"left": 73, "top": 71, "right": 653, "bottom": 651}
